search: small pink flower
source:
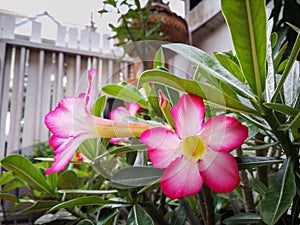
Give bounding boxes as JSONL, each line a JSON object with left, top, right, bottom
{"left": 140, "top": 94, "right": 248, "bottom": 199}
{"left": 109, "top": 103, "right": 140, "bottom": 144}
{"left": 44, "top": 69, "right": 150, "bottom": 174}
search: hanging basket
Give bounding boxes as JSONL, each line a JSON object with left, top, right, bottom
{"left": 147, "top": 3, "right": 189, "bottom": 43}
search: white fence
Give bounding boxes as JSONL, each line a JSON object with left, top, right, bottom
{"left": 0, "top": 13, "right": 134, "bottom": 158}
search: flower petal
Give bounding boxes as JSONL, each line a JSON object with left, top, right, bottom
{"left": 170, "top": 94, "right": 205, "bottom": 138}
{"left": 45, "top": 133, "right": 92, "bottom": 174}
{"left": 161, "top": 157, "right": 203, "bottom": 199}
{"left": 49, "top": 135, "right": 66, "bottom": 150}
{"left": 140, "top": 127, "right": 181, "bottom": 168}
{"left": 199, "top": 150, "right": 240, "bottom": 193}
{"left": 109, "top": 137, "right": 129, "bottom": 144}
{"left": 127, "top": 103, "right": 140, "bottom": 116}
{"left": 200, "top": 116, "right": 248, "bottom": 152}
{"left": 109, "top": 106, "right": 130, "bottom": 122}
{"left": 45, "top": 97, "right": 94, "bottom": 138}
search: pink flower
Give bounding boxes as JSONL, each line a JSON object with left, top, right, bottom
{"left": 44, "top": 69, "right": 150, "bottom": 174}
{"left": 140, "top": 94, "right": 248, "bottom": 199}
{"left": 109, "top": 103, "right": 140, "bottom": 144}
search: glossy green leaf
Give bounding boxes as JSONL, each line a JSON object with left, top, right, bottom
{"left": 0, "top": 155, "right": 54, "bottom": 196}
{"left": 49, "top": 196, "right": 123, "bottom": 212}
{"left": 171, "top": 205, "right": 187, "bottom": 225}
{"left": 92, "top": 95, "right": 107, "bottom": 117}
{"left": 271, "top": 33, "right": 300, "bottom": 102}
{"left": 57, "top": 170, "right": 79, "bottom": 190}
{"left": 222, "top": 0, "right": 267, "bottom": 99}
{"left": 98, "top": 208, "right": 119, "bottom": 225}
{"left": 111, "top": 167, "right": 163, "bottom": 188}
{"left": 0, "top": 171, "right": 14, "bottom": 186}
{"left": 236, "top": 157, "right": 283, "bottom": 170}
{"left": 214, "top": 52, "right": 245, "bottom": 83}
{"left": 153, "top": 47, "right": 164, "bottom": 69}
{"left": 162, "top": 43, "right": 254, "bottom": 100}
{"left": 79, "top": 138, "right": 99, "bottom": 160}
{"left": 21, "top": 200, "right": 58, "bottom": 214}
{"left": 264, "top": 103, "right": 300, "bottom": 117}
{"left": 126, "top": 204, "right": 154, "bottom": 225}
{"left": 139, "top": 70, "right": 260, "bottom": 116}
{"left": 57, "top": 189, "right": 117, "bottom": 195}
{"left": 102, "top": 83, "right": 147, "bottom": 108}
{"left": 273, "top": 42, "right": 288, "bottom": 72}
{"left": 77, "top": 219, "right": 94, "bottom": 225}
{"left": 223, "top": 213, "right": 261, "bottom": 224}
{"left": 34, "top": 209, "right": 76, "bottom": 224}
{"left": 0, "top": 193, "right": 19, "bottom": 203}
{"left": 250, "top": 180, "right": 267, "bottom": 196}
{"left": 260, "top": 158, "right": 296, "bottom": 225}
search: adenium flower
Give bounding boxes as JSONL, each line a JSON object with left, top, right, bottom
{"left": 44, "top": 69, "right": 150, "bottom": 174}
{"left": 140, "top": 94, "right": 248, "bottom": 199}
{"left": 109, "top": 102, "right": 140, "bottom": 144}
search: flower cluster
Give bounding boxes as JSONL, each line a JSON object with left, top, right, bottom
{"left": 44, "top": 70, "right": 247, "bottom": 199}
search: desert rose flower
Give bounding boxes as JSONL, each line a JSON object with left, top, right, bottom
{"left": 44, "top": 69, "right": 150, "bottom": 174}
{"left": 140, "top": 94, "right": 248, "bottom": 199}
{"left": 109, "top": 102, "right": 140, "bottom": 144}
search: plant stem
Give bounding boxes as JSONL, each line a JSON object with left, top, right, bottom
{"left": 236, "top": 147, "right": 255, "bottom": 213}
{"left": 179, "top": 198, "right": 199, "bottom": 225}
{"left": 198, "top": 185, "right": 215, "bottom": 225}
{"left": 255, "top": 133, "right": 268, "bottom": 186}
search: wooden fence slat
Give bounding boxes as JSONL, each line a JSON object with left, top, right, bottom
{"left": 66, "top": 55, "right": 76, "bottom": 96}
{"left": 7, "top": 47, "right": 26, "bottom": 154}
{"left": 56, "top": 26, "right": 67, "bottom": 47}
{"left": 22, "top": 49, "right": 40, "bottom": 150}
{"left": 39, "top": 52, "right": 54, "bottom": 141}
{"left": 30, "top": 21, "right": 41, "bottom": 43}
{"left": 34, "top": 50, "right": 45, "bottom": 141}
{"left": 0, "top": 15, "right": 15, "bottom": 39}
{"left": 0, "top": 45, "right": 12, "bottom": 158}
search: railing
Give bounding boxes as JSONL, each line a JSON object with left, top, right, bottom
{"left": 0, "top": 13, "right": 134, "bottom": 158}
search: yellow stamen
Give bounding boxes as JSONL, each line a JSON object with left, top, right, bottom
{"left": 182, "top": 136, "right": 206, "bottom": 161}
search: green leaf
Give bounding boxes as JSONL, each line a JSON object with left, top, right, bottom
{"left": 162, "top": 43, "right": 254, "bottom": 100}
{"left": 49, "top": 196, "right": 123, "bottom": 212}
{"left": 98, "top": 208, "right": 119, "bottom": 225}
{"left": 0, "top": 193, "right": 19, "bottom": 203}
{"left": 153, "top": 48, "right": 165, "bottom": 69}
{"left": 139, "top": 70, "right": 261, "bottom": 116}
{"left": 271, "top": 33, "right": 300, "bottom": 102}
{"left": 111, "top": 167, "right": 163, "bottom": 189}
{"left": 273, "top": 42, "right": 288, "bottom": 72}
{"left": 236, "top": 157, "right": 283, "bottom": 170}
{"left": 21, "top": 200, "right": 58, "bottom": 214}
{"left": 34, "top": 209, "right": 77, "bottom": 224}
{"left": 223, "top": 213, "right": 261, "bottom": 225}
{"left": 0, "top": 171, "right": 14, "bottom": 186}
{"left": 77, "top": 219, "right": 94, "bottom": 225}
{"left": 171, "top": 205, "right": 187, "bottom": 225}
{"left": 221, "top": 0, "right": 267, "bottom": 99}
{"left": 57, "top": 189, "right": 118, "bottom": 195}
{"left": 0, "top": 155, "right": 54, "bottom": 196}
{"left": 250, "top": 179, "right": 267, "bottom": 196}
{"left": 214, "top": 52, "right": 245, "bottom": 83}
{"left": 57, "top": 170, "right": 79, "bottom": 190}
{"left": 102, "top": 83, "right": 147, "bottom": 108}
{"left": 92, "top": 95, "right": 107, "bottom": 117}
{"left": 126, "top": 204, "right": 154, "bottom": 225}
{"left": 260, "top": 158, "right": 296, "bottom": 225}
{"left": 264, "top": 103, "right": 300, "bottom": 117}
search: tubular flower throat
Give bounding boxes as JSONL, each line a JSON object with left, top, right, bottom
{"left": 140, "top": 94, "right": 248, "bottom": 199}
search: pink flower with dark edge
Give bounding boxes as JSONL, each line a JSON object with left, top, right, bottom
{"left": 44, "top": 69, "right": 151, "bottom": 174}
{"left": 109, "top": 103, "right": 140, "bottom": 144}
{"left": 140, "top": 94, "right": 248, "bottom": 199}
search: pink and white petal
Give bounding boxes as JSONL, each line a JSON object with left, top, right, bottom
{"left": 170, "top": 94, "right": 205, "bottom": 139}
{"left": 45, "top": 133, "right": 92, "bottom": 174}
{"left": 200, "top": 116, "right": 248, "bottom": 152}
{"left": 45, "top": 97, "right": 94, "bottom": 138}
{"left": 140, "top": 127, "right": 181, "bottom": 168}
{"left": 109, "top": 107, "right": 130, "bottom": 122}
{"left": 161, "top": 157, "right": 203, "bottom": 199}
{"left": 127, "top": 103, "right": 140, "bottom": 116}
{"left": 49, "top": 135, "right": 66, "bottom": 150}
{"left": 85, "top": 69, "right": 98, "bottom": 111}
{"left": 199, "top": 150, "right": 240, "bottom": 193}
{"left": 109, "top": 137, "right": 129, "bottom": 144}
